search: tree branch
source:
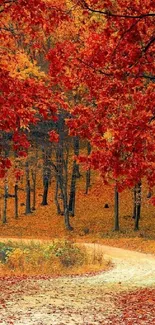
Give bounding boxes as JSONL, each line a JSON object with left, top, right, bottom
{"left": 78, "top": 58, "right": 155, "bottom": 81}
{"left": 81, "top": 0, "right": 155, "bottom": 19}
{"left": 112, "top": 19, "right": 142, "bottom": 58}
{"left": 144, "top": 36, "right": 155, "bottom": 53}
{"left": 78, "top": 58, "right": 112, "bottom": 77}
{"left": 141, "top": 74, "right": 155, "bottom": 80}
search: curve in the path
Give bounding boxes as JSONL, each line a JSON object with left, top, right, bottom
{"left": 78, "top": 243, "right": 155, "bottom": 288}
{"left": 0, "top": 238, "right": 155, "bottom": 325}
{"left": 0, "top": 237, "right": 155, "bottom": 288}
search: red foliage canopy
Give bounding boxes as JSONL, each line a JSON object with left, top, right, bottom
{"left": 48, "top": 0, "right": 155, "bottom": 190}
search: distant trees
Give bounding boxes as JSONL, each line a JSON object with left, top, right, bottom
{"left": 0, "top": 121, "right": 146, "bottom": 233}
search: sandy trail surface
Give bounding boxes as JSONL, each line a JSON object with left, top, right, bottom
{"left": 0, "top": 239, "right": 155, "bottom": 324}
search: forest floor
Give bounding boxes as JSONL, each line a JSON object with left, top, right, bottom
{"left": 0, "top": 242, "right": 155, "bottom": 324}
{"left": 0, "top": 175, "right": 155, "bottom": 323}
{"left": 0, "top": 176, "right": 155, "bottom": 255}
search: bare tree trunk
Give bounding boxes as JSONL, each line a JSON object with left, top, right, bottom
{"left": 41, "top": 148, "right": 51, "bottom": 206}
{"left": 42, "top": 175, "right": 49, "bottom": 205}
{"left": 25, "top": 160, "right": 31, "bottom": 214}
{"left": 64, "top": 206, "right": 73, "bottom": 230}
{"left": 2, "top": 137, "right": 10, "bottom": 223}
{"left": 69, "top": 160, "right": 77, "bottom": 216}
{"left": 53, "top": 144, "right": 64, "bottom": 215}
{"left": 69, "top": 137, "right": 80, "bottom": 216}
{"left": 2, "top": 180, "right": 8, "bottom": 224}
{"left": 63, "top": 143, "right": 73, "bottom": 230}
{"left": 134, "top": 182, "right": 141, "bottom": 231}
{"left": 31, "top": 146, "right": 38, "bottom": 210}
{"left": 132, "top": 186, "right": 137, "bottom": 219}
{"left": 32, "top": 170, "right": 36, "bottom": 210}
{"left": 74, "top": 136, "right": 81, "bottom": 178}
{"left": 55, "top": 113, "right": 73, "bottom": 230}
{"left": 114, "top": 185, "right": 119, "bottom": 231}
{"left": 63, "top": 176, "right": 73, "bottom": 230}
{"left": 14, "top": 183, "right": 18, "bottom": 219}
{"left": 85, "top": 142, "right": 91, "bottom": 194}
{"left": 54, "top": 178, "right": 62, "bottom": 214}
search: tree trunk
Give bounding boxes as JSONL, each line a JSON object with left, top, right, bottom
{"left": 14, "top": 183, "right": 18, "bottom": 219}
{"left": 69, "top": 160, "right": 77, "bottom": 216}
{"left": 31, "top": 146, "right": 38, "bottom": 210}
{"left": 134, "top": 182, "right": 141, "bottom": 231}
{"left": 32, "top": 170, "right": 36, "bottom": 210}
{"left": 74, "top": 136, "right": 81, "bottom": 178}
{"left": 25, "top": 160, "right": 31, "bottom": 214}
{"left": 2, "top": 143, "right": 10, "bottom": 223}
{"left": 42, "top": 175, "right": 49, "bottom": 205}
{"left": 63, "top": 147, "right": 73, "bottom": 230}
{"left": 85, "top": 142, "right": 91, "bottom": 194}
{"left": 41, "top": 147, "right": 52, "bottom": 206}
{"left": 2, "top": 181, "right": 8, "bottom": 224}
{"left": 54, "top": 178, "right": 63, "bottom": 215}
{"left": 114, "top": 185, "right": 119, "bottom": 231}
{"left": 132, "top": 186, "right": 137, "bottom": 219}
{"left": 54, "top": 112, "right": 73, "bottom": 230}
{"left": 54, "top": 143, "right": 64, "bottom": 214}
{"left": 69, "top": 137, "right": 80, "bottom": 216}
{"left": 64, "top": 206, "right": 73, "bottom": 231}
{"left": 85, "top": 168, "right": 91, "bottom": 194}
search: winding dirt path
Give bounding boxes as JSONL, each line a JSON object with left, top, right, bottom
{"left": 80, "top": 243, "right": 155, "bottom": 288}
{"left": 0, "top": 239, "right": 155, "bottom": 324}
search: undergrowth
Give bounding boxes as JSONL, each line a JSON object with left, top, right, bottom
{"left": 0, "top": 240, "right": 110, "bottom": 276}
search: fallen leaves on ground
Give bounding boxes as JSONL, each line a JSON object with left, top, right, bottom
{"left": 0, "top": 275, "right": 154, "bottom": 324}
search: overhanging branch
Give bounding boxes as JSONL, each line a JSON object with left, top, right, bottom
{"left": 80, "top": 0, "right": 155, "bottom": 19}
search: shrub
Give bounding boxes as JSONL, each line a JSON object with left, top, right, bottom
{"left": 0, "top": 241, "right": 85, "bottom": 274}
{"left": 0, "top": 240, "right": 110, "bottom": 276}
{"left": 53, "top": 241, "right": 85, "bottom": 267}
{"left": 0, "top": 243, "right": 14, "bottom": 263}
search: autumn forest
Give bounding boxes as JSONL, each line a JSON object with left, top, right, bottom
{"left": 0, "top": 1, "right": 155, "bottom": 324}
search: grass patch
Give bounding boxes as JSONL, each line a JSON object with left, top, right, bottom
{"left": 0, "top": 240, "right": 110, "bottom": 276}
